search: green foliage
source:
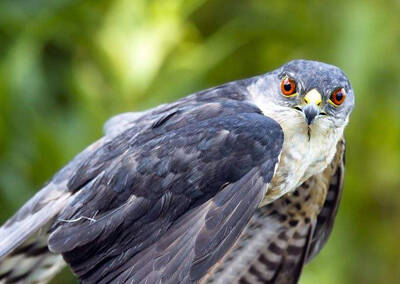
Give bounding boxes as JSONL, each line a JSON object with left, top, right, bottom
{"left": 0, "top": 0, "right": 399, "bottom": 283}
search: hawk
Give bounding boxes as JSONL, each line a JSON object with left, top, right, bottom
{"left": 0, "top": 60, "right": 354, "bottom": 283}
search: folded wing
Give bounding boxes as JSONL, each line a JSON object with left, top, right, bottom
{"left": 47, "top": 103, "right": 283, "bottom": 283}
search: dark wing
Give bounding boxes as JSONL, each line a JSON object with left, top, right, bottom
{"left": 0, "top": 80, "right": 257, "bottom": 283}
{"left": 46, "top": 101, "right": 283, "bottom": 283}
{"left": 0, "top": 80, "right": 249, "bottom": 260}
{"left": 203, "top": 138, "right": 345, "bottom": 284}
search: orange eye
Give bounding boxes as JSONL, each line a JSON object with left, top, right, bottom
{"left": 330, "top": 88, "right": 346, "bottom": 106}
{"left": 280, "top": 77, "right": 297, "bottom": 96}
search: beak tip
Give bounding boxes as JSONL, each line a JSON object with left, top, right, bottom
{"left": 306, "top": 116, "right": 315, "bottom": 125}
{"left": 302, "top": 105, "right": 319, "bottom": 126}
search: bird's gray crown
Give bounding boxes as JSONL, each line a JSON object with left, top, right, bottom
{"left": 278, "top": 59, "right": 352, "bottom": 98}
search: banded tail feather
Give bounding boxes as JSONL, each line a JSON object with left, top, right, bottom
{"left": 0, "top": 234, "right": 65, "bottom": 284}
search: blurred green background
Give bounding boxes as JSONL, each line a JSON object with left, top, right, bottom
{"left": 0, "top": 0, "right": 399, "bottom": 283}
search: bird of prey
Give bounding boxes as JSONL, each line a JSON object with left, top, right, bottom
{"left": 0, "top": 59, "right": 354, "bottom": 284}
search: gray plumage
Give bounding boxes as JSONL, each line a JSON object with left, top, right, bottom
{"left": 0, "top": 59, "right": 354, "bottom": 284}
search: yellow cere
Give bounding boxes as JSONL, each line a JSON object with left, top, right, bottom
{"left": 304, "top": 89, "right": 322, "bottom": 106}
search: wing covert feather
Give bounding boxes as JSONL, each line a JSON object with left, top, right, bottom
{"left": 47, "top": 105, "right": 283, "bottom": 282}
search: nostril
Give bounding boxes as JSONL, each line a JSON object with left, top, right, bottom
{"left": 294, "top": 106, "right": 302, "bottom": 112}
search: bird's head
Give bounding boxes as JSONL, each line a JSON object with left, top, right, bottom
{"left": 248, "top": 59, "right": 355, "bottom": 137}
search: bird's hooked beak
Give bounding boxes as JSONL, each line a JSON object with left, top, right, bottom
{"left": 300, "top": 89, "right": 322, "bottom": 125}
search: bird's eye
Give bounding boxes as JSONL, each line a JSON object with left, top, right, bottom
{"left": 329, "top": 88, "right": 346, "bottom": 106}
{"left": 280, "top": 77, "right": 297, "bottom": 97}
